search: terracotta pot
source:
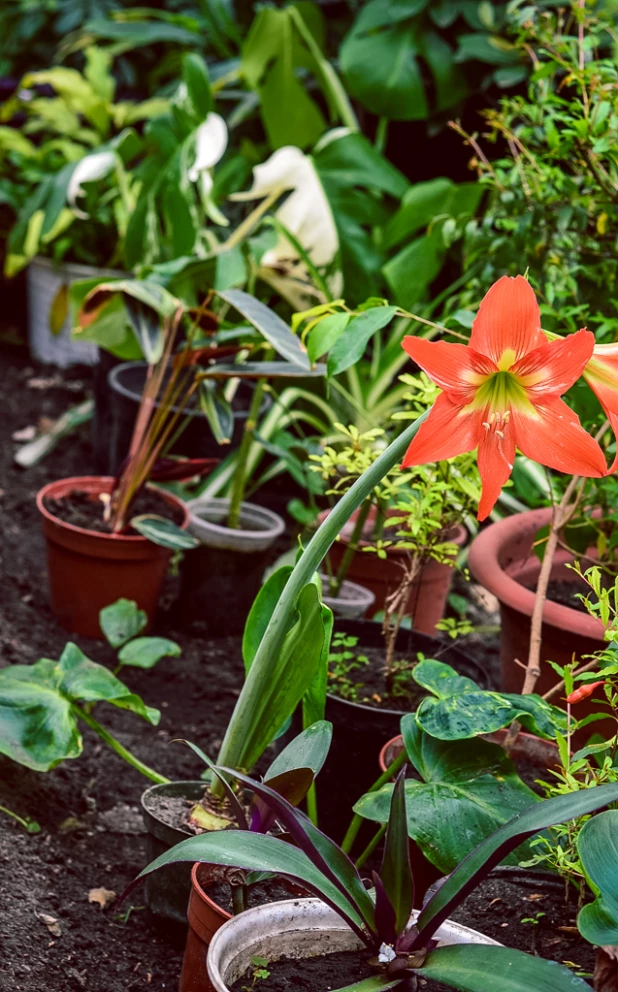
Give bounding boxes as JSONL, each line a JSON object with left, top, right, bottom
{"left": 467, "top": 508, "right": 605, "bottom": 699}
{"left": 37, "top": 476, "right": 189, "bottom": 638}
{"left": 379, "top": 728, "right": 561, "bottom": 775}
{"left": 179, "top": 866, "right": 306, "bottom": 992}
{"left": 320, "top": 507, "right": 466, "bottom": 633}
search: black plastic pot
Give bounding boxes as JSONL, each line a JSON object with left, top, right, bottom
{"left": 177, "top": 499, "right": 285, "bottom": 635}
{"left": 92, "top": 349, "right": 124, "bottom": 473}
{"left": 141, "top": 780, "right": 206, "bottom": 925}
{"left": 316, "top": 620, "right": 488, "bottom": 844}
{"left": 107, "top": 361, "right": 270, "bottom": 475}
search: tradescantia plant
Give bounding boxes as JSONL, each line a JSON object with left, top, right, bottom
{"left": 129, "top": 758, "right": 618, "bottom": 991}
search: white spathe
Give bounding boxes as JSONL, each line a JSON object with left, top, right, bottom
{"left": 67, "top": 151, "right": 117, "bottom": 219}
{"left": 188, "top": 112, "right": 228, "bottom": 183}
{"left": 232, "top": 145, "right": 340, "bottom": 307}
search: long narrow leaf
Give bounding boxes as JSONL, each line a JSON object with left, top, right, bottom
{"left": 417, "top": 944, "right": 592, "bottom": 992}
{"left": 173, "top": 739, "right": 248, "bottom": 829}
{"left": 217, "top": 765, "right": 376, "bottom": 935}
{"left": 337, "top": 977, "right": 404, "bottom": 991}
{"left": 415, "top": 782, "right": 618, "bottom": 948}
{"left": 379, "top": 769, "right": 413, "bottom": 939}
{"left": 126, "top": 830, "right": 368, "bottom": 940}
{"left": 217, "top": 289, "right": 310, "bottom": 368}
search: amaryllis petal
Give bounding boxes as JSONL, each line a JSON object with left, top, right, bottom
{"left": 402, "top": 337, "right": 496, "bottom": 398}
{"left": 512, "top": 329, "right": 595, "bottom": 397}
{"left": 583, "top": 344, "right": 618, "bottom": 415}
{"left": 605, "top": 410, "right": 618, "bottom": 474}
{"left": 511, "top": 397, "right": 606, "bottom": 478}
{"left": 469, "top": 275, "right": 545, "bottom": 366}
{"left": 402, "top": 392, "right": 483, "bottom": 467}
{"left": 477, "top": 426, "right": 516, "bottom": 521}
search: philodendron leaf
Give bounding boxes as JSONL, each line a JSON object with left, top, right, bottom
{"left": 417, "top": 943, "right": 591, "bottom": 992}
{"left": 578, "top": 810, "right": 618, "bottom": 945}
{"left": 0, "top": 644, "right": 159, "bottom": 771}
{"left": 117, "top": 637, "right": 181, "bottom": 669}
{"left": 130, "top": 515, "right": 199, "bottom": 550}
{"left": 413, "top": 659, "right": 566, "bottom": 740}
{"left": 216, "top": 290, "right": 310, "bottom": 369}
{"left": 415, "top": 780, "right": 618, "bottom": 949}
{"left": 354, "top": 718, "right": 538, "bottom": 874}
{"left": 100, "top": 598, "right": 147, "bottom": 648}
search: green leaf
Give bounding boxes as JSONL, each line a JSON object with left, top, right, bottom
{"left": 216, "top": 290, "right": 310, "bottom": 369}
{"left": 0, "top": 667, "right": 81, "bottom": 771}
{"left": 302, "top": 602, "right": 333, "bottom": 728}
{"left": 130, "top": 515, "right": 198, "bottom": 550}
{"left": 242, "top": 6, "right": 326, "bottom": 149}
{"left": 99, "top": 599, "right": 147, "bottom": 648}
{"left": 385, "top": 178, "right": 456, "bottom": 249}
{"left": 117, "top": 637, "right": 181, "bottom": 670}
{"left": 416, "top": 781, "right": 618, "bottom": 946}
{"left": 340, "top": 1, "right": 429, "bottom": 120}
{"left": 455, "top": 33, "right": 520, "bottom": 66}
{"left": 306, "top": 312, "right": 350, "bottom": 364}
{"left": 133, "top": 828, "right": 367, "bottom": 936}
{"left": 418, "top": 944, "right": 591, "bottom": 992}
{"left": 265, "top": 720, "right": 332, "bottom": 782}
{"left": 242, "top": 566, "right": 294, "bottom": 672}
{"left": 182, "top": 53, "right": 212, "bottom": 119}
{"left": 198, "top": 362, "right": 325, "bottom": 379}
{"left": 78, "top": 279, "right": 181, "bottom": 365}
{"left": 335, "top": 980, "right": 402, "bottom": 992}
{"left": 355, "top": 719, "right": 538, "bottom": 874}
{"left": 41, "top": 161, "right": 78, "bottom": 237}
{"left": 383, "top": 231, "right": 444, "bottom": 309}
{"left": 578, "top": 810, "right": 618, "bottom": 945}
{"left": 223, "top": 582, "right": 327, "bottom": 772}
{"left": 327, "top": 306, "right": 398, "bottom": 377}
{"left": 380, "top": 771, "right": 413, "bottom": 935}
{"left": 198, "top": 380, "right": 235, "bottom": 445}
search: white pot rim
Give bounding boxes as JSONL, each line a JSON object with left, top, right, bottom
{"left": 187, "top": 497, "right": 285, "bottom": 553}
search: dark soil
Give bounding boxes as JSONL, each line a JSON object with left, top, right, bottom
{"left": 327, "top": 644, "right": 429, "bottom": 710}
{"left": 545, "top": 578, "right": 588, "bottom": 614}
{"left": 229, "top": 948, "right": 376, "bottom": 992}
{"left": 44, "top": 485, "right": 184, "bottom": 534}
{"left": 0, "top": 348, "right": 258, "bottom": 991}
{"left": 204, "top": 878, "right": 303, "bottom": 916}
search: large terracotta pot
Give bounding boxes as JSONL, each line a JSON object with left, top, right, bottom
{"left": 37, "top": 476, "right": 189, "bottom": 638}
{"left": 467, "top": 508, "right": 605, "bottom": 697}
{"left": 320, "top": 507, "right": 466, "bottom": 634}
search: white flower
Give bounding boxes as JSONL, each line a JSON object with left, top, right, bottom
{"left": 232, "top": 145, "right": 340, "bottom": 307}
{"left": 188, "top": 113, "right": 228, "bottom": 183}
{"left": 67, "top": 150, "right": 117, "bottom": 219}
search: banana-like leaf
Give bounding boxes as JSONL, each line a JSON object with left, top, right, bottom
{"left": 128, "top": 829, "right": 368, "bottom": 941}
{"left": 130, "top": 514, "right": 199, "bottom": 550}
{"left": 224, "top": 582, "right": 326, "bottom": 772}
{"left": 380, "top": 770, "right": 413, "bottom": 939}
{"left": 413, "top": 660, "right": 566, "bottom": 741}
{"left": 216, "top": 289, "right": 311, "bottom": 368}
{"left": 578, "top": 810, "right": 618, "bottom": 945}
{"left": 100, "top": 598, "right": 147, "bottom": 648}
{"left": 0, "top": 644, "right": 159, "bottom": 771}
{"left": 78, "top": 279, "right": 181, "bottom": 364}
{"left": 197, "top": 362, "right": 326, "bottom": 379}
{"left": 199, "top": 380, "right": 235, "bottom": 445}
{"left": 417, "top": 944, "right": 592, "bottom": 991}
{"left": 415, "top": 781, "right": 618, "bottom": 948}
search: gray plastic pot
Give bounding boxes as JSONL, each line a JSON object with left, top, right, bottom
{"left": 207, "top": 897, "right": 500, "bottom": 991}
{"left": 141, "top": 780, "right": 206, "bottom": 925}
{"left": 27, "top": 257, "right": 122, "bottom": 367}
{"left": 319, "top": 574, "right": 375, "bottom": 620}
{"left": 178, "top": 498, "right": 285, "bottom": 634}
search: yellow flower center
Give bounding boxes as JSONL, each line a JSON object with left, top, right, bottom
{"left": 463, "top": 370, "right": 538, "bottom": 425}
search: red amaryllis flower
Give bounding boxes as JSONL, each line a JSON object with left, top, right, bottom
{"left": 582, "top": 343, "right": 618, "bottom": 473}
{"left": 401, "top": 275, "right": 606, "bottom": 521}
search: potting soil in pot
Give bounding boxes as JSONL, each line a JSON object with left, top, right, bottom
{"left": 328, "top": 642, "right": 434, "bottom": 710}
{"left": 44, "top": 486, "right": 184, "bottom": 534}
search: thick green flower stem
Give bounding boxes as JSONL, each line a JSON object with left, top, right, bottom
{"left": 227, "top": 377, "right": 268, "bottom": 530}
{"left": 341, "top": 748, "right": 408, "bottom": 855}
{"left": 74, "top": 705, "right": 170, "bottom": 785}
{"left": 329, "top": 497, "right": 372, "bottom": 597}
{"left": 355, "top": 824, "right": 387, "bottom": 870}
{"left": 214, "top": 412, "right": 429, "bottom": 788}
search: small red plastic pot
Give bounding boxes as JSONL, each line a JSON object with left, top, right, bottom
{"left": 37, "top": 476, "right": 189, "bottom": 638}
{"left": 320, "top": 507, "right": 466, "bottom": 634}
{"left": 178, "top": 865, "right": 307, "bottom": 992}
